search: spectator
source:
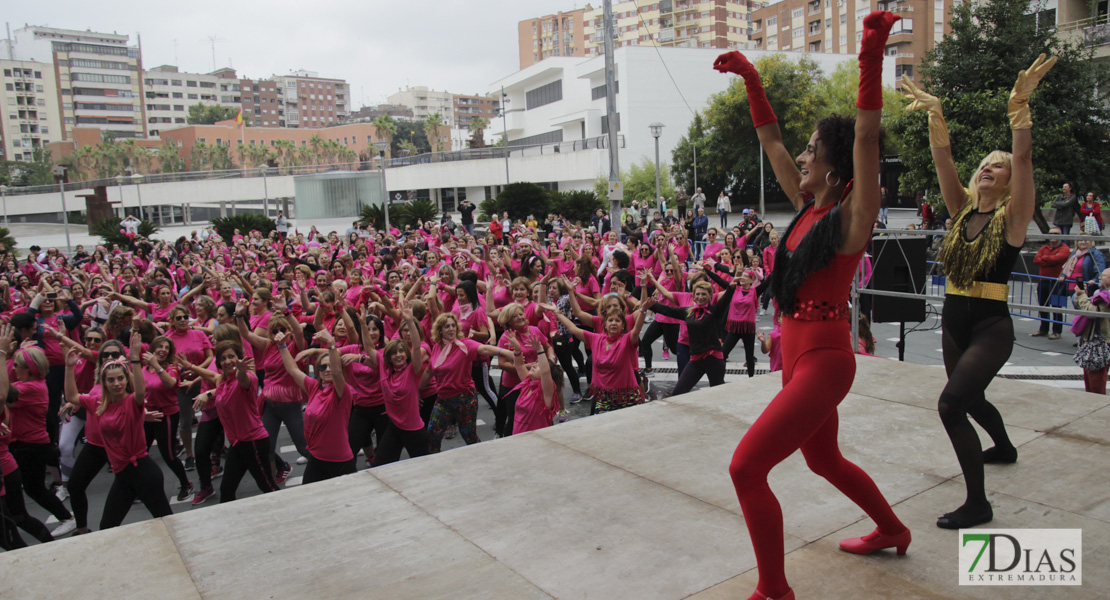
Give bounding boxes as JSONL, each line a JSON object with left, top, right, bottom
{"left": 1031, "top": 228, "right": 1070, "bottom": 340}
{"left": 458, "top": 199, "right": 475, "bottom": 235}
{"left": 1051, "top": 182, "right": 1081, "bottom": 235}
{"left": 716, "top": 191, "right": 731, "bottom": 228}
{"left": 692, "top": 208, "right": 709, "bottom": 258}
{"left": 691, "top": 187, "right": 706, "bottom": 213}
{"left": 676, "top": 189, "right": 689, "bottom": 220}
{"left": 1079, "top": 192, "right": 1103, "bottom": 235}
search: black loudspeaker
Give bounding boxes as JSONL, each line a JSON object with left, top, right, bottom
{"left": 870, "top": 237, "right": 927, "bottom": 323}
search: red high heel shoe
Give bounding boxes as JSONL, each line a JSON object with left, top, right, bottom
{"left": 748, "top": 589, "right": 795, "bottom": 600}
{"left": 839, "top": 527, "right": 911, "bottom": 555}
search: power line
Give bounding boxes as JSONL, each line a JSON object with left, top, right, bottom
{"left": 632, "top": 0, "right": 697, "bottom": 117}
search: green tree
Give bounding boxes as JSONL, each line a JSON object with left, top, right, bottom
{"left": 393, "top": 120, "right": 431, "bottom": 154}
{"left": 888, "top": 0, "right": 1110, "bottom": 216}
{"left": 468, "top": 116, "right": 490, "bottom": 149}
{"left": 187, "top": 104, "right": 245, "bottom": 125}
{"left": 492, "top": 182, "right": 551, "bottom": 221}
{"left": 22, "top": 148, "right": 55, "bottom": 186}
{"left": 424, "top": 112, "right": 446, "bottom": 153}
{"left": 594, "top": 158, "right": 677, "bottom": 208}
{"left": 550, "top": 190, "right": 605, "bottom": 224}
{"left": 155, "top": 141, "right": 186, "bottom": 174}
{"left": 372, "top": 114, "right": 397, "bottom": 159}
{"left": 0, "top": 226, "right": 18, "bottom": 255}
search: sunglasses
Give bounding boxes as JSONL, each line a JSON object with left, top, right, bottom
{"left": 85, "top": 336, "right": 104, "bottom": 343}
{"left": 271, "top": 327, "right": 288, "bottom": 335}
{"left": 172, "top": 315, "right": 189, "bottom": 321}
{"left": 316, "top": 363, "right": 330, "bottom": 373}
{"left": 101, "top": 352, "right": 123, "bottom": 360}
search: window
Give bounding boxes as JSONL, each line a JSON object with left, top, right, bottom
{"left": 172, "top": 80, "right": 182, "bottom": 86}
{"left": 71, "top": 73, "right": 131, "bottom": 84}
{"left": 525, "top": 80, "right": 563, "bottom": 109}
{"left": 895, "top": 64, "right": 914, "bottom": 79}
{"left": 187, "top": 81, "right": 198, "bottom": 87}
{"left": 891, "top": 18, "right": 913, "bottom": 34}
{"left": 188, "top": 94, "right": 198, "bottom": 100}
{"left": 591, "top": 81, "right": 620, "bottom": 100}
{"left": 840, "top": 14, "right": 847, "bottom": 24}
{"left": 793, "top": 28, "right": 803, "bottom": 38}
{"left": 791, "top": 7, "right": 803, "bottom": 18}
{"left": 766, "top": 16, "right": 777, "bottom": 27}
{"left": 174, "top": 105, "right": 185, "bottom": 111}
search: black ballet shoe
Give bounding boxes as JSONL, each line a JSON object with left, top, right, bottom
{"left": 983, "top": 445, "right": 1018, "bottom": 464}
{"left": 937, "top": 505, "right": 993, "bottom": 529}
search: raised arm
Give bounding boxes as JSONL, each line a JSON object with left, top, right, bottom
{"left": 1004, "top": 54, "right": 1057, "bottom": 246}
{"left": 129, "top": 330, "right": 145, "bottom": 408}
{"left": 315, "top": 329, "right": 345, "bottom": 400}
{"left": 235, "top": 299, "right": 269, "bottom": 352}
{"left": 902, "top": 75, "right": 966, "bottom": 218}
{"left": 63, "top": 349, "right": 81, "bottom": 416}
{"left": 546, "top": 306, "right": 586, "bottom": 342}
{"left": 273, "top": 331, "right": 308, "bottom": 394}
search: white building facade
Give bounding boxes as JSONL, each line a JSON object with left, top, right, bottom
{"left": 387, "top": 86, "right": 455, "bottom": 125}
{"left": 143, "top": 65, "right": 242, "bottom": 138}
{"left": 0, "top": 59, "right": 62, "bottom": 161}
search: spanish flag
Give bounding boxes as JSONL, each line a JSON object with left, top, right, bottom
{"left": 236, "top": 107, "right": 244, "bottom": 126}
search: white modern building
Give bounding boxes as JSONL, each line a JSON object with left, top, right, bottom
{"left": 143, "top": 65, "right": 243, "bottom": 138}
{"left": 0, "top": 59, "right": 62, "bottom": 161}
{"left": 387, "top": 86, "right": 455, "bottom": 125}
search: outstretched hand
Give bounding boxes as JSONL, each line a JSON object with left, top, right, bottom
{"left": 1008, "top": 53, "right": 1057, "bottom": 129}
{"left": 859, "top": 11, "right": 901, "bottom": 58}
{"left": 712, "top": 51, "right": 756, "bottom": 78}
{"left": 901, "top": 75, "right": 942, "bottom": 116}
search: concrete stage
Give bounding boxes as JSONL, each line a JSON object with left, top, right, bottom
{"left": 2, "top": 356, "right": 1107, "bottom": 599}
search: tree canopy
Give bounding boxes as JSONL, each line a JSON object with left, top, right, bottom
{"left": 594, "top": 157, "right": 677, "bottom": 207}
{"left": 187, "top": 104, "right": 245, "bottom": 125}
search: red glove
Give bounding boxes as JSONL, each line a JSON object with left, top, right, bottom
{"left": 857, "top": 11, "right": 901, "bottom": 110}
{"left": 713, "top": 51, "right": 777, "bottom": 128}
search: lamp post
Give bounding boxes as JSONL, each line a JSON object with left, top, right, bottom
{"left": 374, "top": 140, "right": 391, "bottom": 232}
{"left": 131, "top": 173, "right": 145, "bottom": 221}
{"left": 500, "top": 87, "right": 510, "bottom": 187}
{"left": 115, "top": 174, "right": 126, "bottom": 219}
{"left": 53, "top": 165, "right": 72, "bottom": 256}
{"left": 0, "top": 184, "right": 8, "bottom": 226}
{"left": 260, "top": 165, "right": 271, "bottom": 218}
{"left": 649, "top": 122, "right": 664, "bottom": 213}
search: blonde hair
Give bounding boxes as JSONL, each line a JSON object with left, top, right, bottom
{"left": 14, "top": 347, "right": 49, "bottom": 379}
{"left": 967, "top": 150, "right": 1014, "bottom": 210}
{"left": 97, "top": 361, "right": 134, "bottom": 415}
{"left": 498, "top": 303, "right": 525, "bottom": 328}
{"left": 431, "top": 313, "right": 459, "bottom": 344}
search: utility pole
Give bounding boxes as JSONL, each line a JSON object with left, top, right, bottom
{"left": 603, "top": 0, "right": 622, "bottom": 225}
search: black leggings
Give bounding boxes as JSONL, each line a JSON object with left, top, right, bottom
{"left": 495, "top": 383, "right": 522, "bottom": 437}
{"left": 9, "top": 441, "right": 71, "bottom": 522}
{"left": 144, "top": 413, "right": 190, "bottom": 489}
{"left": 671, "top": 356, "right": 727, "bottom": 396}
{"left": 348, "top": 404, "right": 388, "bottom": 460}
{"left": 722, "top": 331, "right": 757, "bottom": 377}
{"left": 194, "top": 419, "right": 224, "bottom": 491}
{"left": 553, "top": 338, "right": 583, "bottom": 396}
{"left": 2, "top": 469, "right": 53, "bottom": 544}
{"left": 939, "top": 297, "right": 1016, "bottom": 512}
{"left": 639, "top": 321, "right": 679, "bottom": 370}
{"left": 68, "top": 443, "right": 109, "bottom": 530}
{"left": 302, "top": 456, "right": 356, "bottom": 485}
{"left": 221, "top": 438, "right": 279, "bottom": 502}
{"left": 100, "top": 456, "right": 173, "bottom": 529}
{"left": 471, "top": 362, "right": 499, "bottom": 413}
{"left": 374, "top": 422, "right": 430, "bottom": 466}
{"left": 0, "top": 482, "right": 29, "bottom": 550}
{"left": 45, "top": 365, "right": 64, "bottom": 446}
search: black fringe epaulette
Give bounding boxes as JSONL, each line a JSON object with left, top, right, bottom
{"left": 770, "top": 199, "right": 844, "bottom": 314}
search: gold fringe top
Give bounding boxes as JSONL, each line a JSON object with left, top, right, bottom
{"left": 938, "top": 202, "right": 1009, "bottom": 289}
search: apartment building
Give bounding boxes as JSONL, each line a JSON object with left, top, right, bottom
{"left": 452, "top": 93, "right": 500, "bottom": 130}
{"left": 0, "top": 59, "right": 62, "bottom": 161}
{"left": 750, "top": 0, "right": 950, "bottom": 82}
{"left": 518, "top": 8, "right": 590, "bottom": 68}
{"left": 276, "top": 71, "right": 350, "bottom": 128}
{"left": 346, "top": 104, "right": 414, "bottom": 122}
{"left": 387, "top": 86, "right": 454, "bottom": 124}
{"left": 582, "top": 0, "right": 755, "bottom": 54}
{"left": 8, "top": 26, "right": 146, "bottom": 140}
{"left": 142, "top": 65, "right": 246, "bottom": 138}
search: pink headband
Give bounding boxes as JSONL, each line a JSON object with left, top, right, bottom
{"left": 18, "top": 348, "right": 41, "bottom": 378}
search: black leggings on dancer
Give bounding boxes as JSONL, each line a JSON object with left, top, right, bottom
{"left": 194, "top": 419, "right": 224, "bottom": 492}
{"left": 8, "top": 442, "right": 71, "bottom": 522}
{"left": 348, "top": 404, "right": 388, "bottom": 462}
{"left": 221, "top": 438, "right": 280, "bottom": 502}
{"left": 373, "top": 422, "right": 429, "bottom": 466}
{"left": 639, "top": 321, "right": 679, "bottom": 371}
{"left": 2, "top": 469, "right": 53, "bottom": 545}
{"left": 553, "top": 338, "right": 583, "bottom": 396}
{"left": 100, "top": 456, "right": 173, "bottom": 529}
{"left": 144, "top": 414, "right": 190, "bottom": 489}
{"left": 671, "top": 356, "right": 727, "bottom": 396}
{"left": 938, "top": 298, "right": 1017, "bottom": 525}
{"left": 495, "top": 383, "right": 522, "bottom": 437}
{"left": 302, "top": 456, "right": 356, "bottom": 485}
{"left": 722, "top": 331, "right": 757, "bottom": 377}
{"left": 471, "top": 362, "right": 499, "bottom": 412}
{"left": 68, "top": 443, "right": 109, "bottom": 530}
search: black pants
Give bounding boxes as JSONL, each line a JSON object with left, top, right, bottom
{"left": 45, "top": 365, "right": 64, "bottom": 446}
{"left": 302, "top": 455, "right": 356, "bottom": 485}
{"left": 194, "top": 418, "right": 224, "bottom": 491}
{"left": 68, "top": 443, "right": 109, "bottom": 530}
{"left": 640, "top": 321, "right": 679, "bottom": 370}
{"left": 0, "top": 483, "right": 29, "bottom": 550}
{"left": 678, "top": 206, "right": 687, "bottom": 221}
{"left": 722, "top": 331, "right": 757, "bottom": 377}
{"left": 495, "top": 382, "right": 522, "bottom": 437}
{"left": 2, "top": 469, "right": 53, "bottom": 544}
{"left": 144, "top": 413, "right": 190, "bottom": 489}
{"left": 373, "top": 422, "right": 430, "bottom": 466}
{"left": 221, "top": 438, "right": 280, "bottom": 502}
{"left": 348, "top": 404, "right": 388, "bottom": 461}
{"left": 100, "top": 456, "right": 173, "bottom": 529}
{"left": 672, "top": 356, "right": 727, "bottom": 396}
{"left": 472, "top": 362, "right": 499, "bottom": 412}
{"left": 1036, "top": 279, "right": 1064, "bottom": 334}
{"left": 9, "top": 441, "right": 71, "bottom": 522}
{"left": 553, "top": 337, "right": 583, "bottom": 396}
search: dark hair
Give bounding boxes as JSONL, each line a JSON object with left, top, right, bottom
{"left": 456, "top": 280, "right": 480, "bottom": 308}
{"left": 815, "top": 115, "right": 886, "bottom": 188}
{"left": 612, "top": 250, "right": 630, "bottom": 270}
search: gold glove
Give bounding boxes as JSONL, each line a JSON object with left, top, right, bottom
{"left": 901, "top": 74, "right": 949, "bottom": 148}
{"left": 1008, "top": 53, "right": 1057, "bottom": 130}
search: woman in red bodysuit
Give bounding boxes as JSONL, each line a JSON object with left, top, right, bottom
{"left": 714, "top": 12, "right": 909, "bottom": 600}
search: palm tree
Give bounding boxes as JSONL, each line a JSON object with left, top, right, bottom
{"left": 155, "top": 141, "right": 186, "bottom": 174}
{"left": 468, "top": 116, "right": 489, "bottom": 149}
{"left": 372, "top": 114, "right": 397, "bottom": 160}
{"left": 296, "top": 145, "right": 315, "bottom": 169}
{"left": 274, "top": 139, "right": 296, "bottom": 173}
{"left": 423, "top": 112, "right": 446, "bottom": 154}
{"left": 397, "top": 139, "right": 419, "bottom": 161}
{"left": 308, "top": 135, "right": 324, "bottom": 171}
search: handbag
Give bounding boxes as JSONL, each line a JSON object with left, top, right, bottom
{"left": 1074, "top": 329, "right": 1110, "bottom": 371}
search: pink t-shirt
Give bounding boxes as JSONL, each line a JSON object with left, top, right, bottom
{"left": 0, "top": 426, "right": 19, "bottom": 476}
{"left": 261, "top": 339, "right": 302, "bottom": 403}
{"left": 303, "top": 376, "right": 353, "bottom": 463}
{"left": 9, "top": 379, "right": 49, "bottom": 444}
{"left": 167, "top": 328, "right": 213, "bottom": 365}
{"left": 214, "top": 372, "right": 268, "bottom": 445}
{"left": 430, "top": 338, "right": 481, "bottom": 399}
{"left": 78, "top": 388, "right": 105, "bottom": 447}
{"left": 345, "top": 359, "right": 384, "bottom": 408}
{"left": 147, "top": 301, "right": 179, "bottom": 324}
{"left": 85, "top": 394, "right": 148, "bottom": 473}
{"left": 379, "top": 354, "right": 424, "bottom": 431}
{"left": 511, "top": 378, "right": 556, "bottom": 434}
{"left": 584, "top": 331, "right": 639, "bottom": 391}
{"left": 142, "top": 365, "right": 180, "bottom": 415}
{"left": 496, "top": 326, "right": 549, "bottom": 388}
{"left": 575, "top": 277, "right": 601, "bottom": 300}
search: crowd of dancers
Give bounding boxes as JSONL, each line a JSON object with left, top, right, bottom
{"left": 0, "top": 12, "right": 1057, "bottom": 600}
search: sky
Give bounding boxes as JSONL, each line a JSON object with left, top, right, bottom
{"left": 5, "top": 0, "right": 586, "bottom": 108}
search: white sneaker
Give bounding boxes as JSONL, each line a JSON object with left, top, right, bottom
{"left": 55, "top": 485, "right": 69, "bottom": 502}
{"left": 759, "top": 309, "right": 767, "bottom": 317}
{"left": 53, "top": 518, "right": 77, "bottom": 537}
{"left": 296, "top": 456, "right": 308, "bottom": 465}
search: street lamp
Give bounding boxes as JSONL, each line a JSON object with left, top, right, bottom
{"left": 0, "top": 184, "right": 8, "bottom": 226}
{"left": 260, "top": 165, "right": 271, "bottom": 218}
{"left": 500, "top": 86, "right": 510, "bottom": 186}
{"left": 649, "top": 122, "right": 664, "bottom": 213}
{"left": 131, "top": 173, "right": 145, "bottom": 221}
{"left": 374, "top": 140, "right": 391, "bottom": 231}
{"left": 53, "top": 165, "right": 72, "bottom": 256}
{"left": 115, "top": 174, "right": 127, "bottom": 219}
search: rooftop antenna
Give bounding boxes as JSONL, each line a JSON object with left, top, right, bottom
{"left": 172, "top": 38, "right": 178, "bottom": 66}
{"left": 204, "top": 35, "right": 226, "bottom": 71}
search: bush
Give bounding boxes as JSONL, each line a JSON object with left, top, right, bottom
{"left": 492, "top": 182, "right": 550, "bottom": 222}
{"left": 210, "top": 213, "right": 275, "bottom": 243}
{"left": 91, "top": 216, "right": 161, "bottom": 247}
{"left": 403, "top": 198, "right": 439, "bottom": 228}
{"left": 550, "top": 190, "right": 605, "bottom": 224}
{"left": 359, "top": 203, "right": 388, "bottom": 228}
{"left": 478, "top": 198, "right": 498, "bottom": 222}
{"left": 0, "top": 226, "right": 17, "bottom": 256}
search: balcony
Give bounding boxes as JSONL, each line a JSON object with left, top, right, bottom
{"left": 1059, "top": 15, "right": 1110, "bottom": 54}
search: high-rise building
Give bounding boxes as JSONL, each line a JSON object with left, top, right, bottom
{"left": 0, "top": 60, "right": 62, "bottom": 162}
{"left": 143, "top": 66, "right": 245, "bottom": 138}
{"left": 749, "top": 0, "right": 950, "bottom": 82}
{"left": 582, "top": 0, "right": 755, "bottom": 54}
{"left": 452, "top": 93, "right": 501, "bottom": 130}
{"left": 518, "top": 8, "right": 590, "bottom": 68}
{"left": 275, "top": 70, "right": 350, "bottom": 128}
{"left": 346, "top": 104, "right": 414, "bottom": 122}
{"left": 238, "top": 76, "right": 283, "bottom": 127}
{"left": 387, "top": 86, "right": 454, "bottom": 125}
{"left": 8, "top": 26, "right": 146, "bottom": 140}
